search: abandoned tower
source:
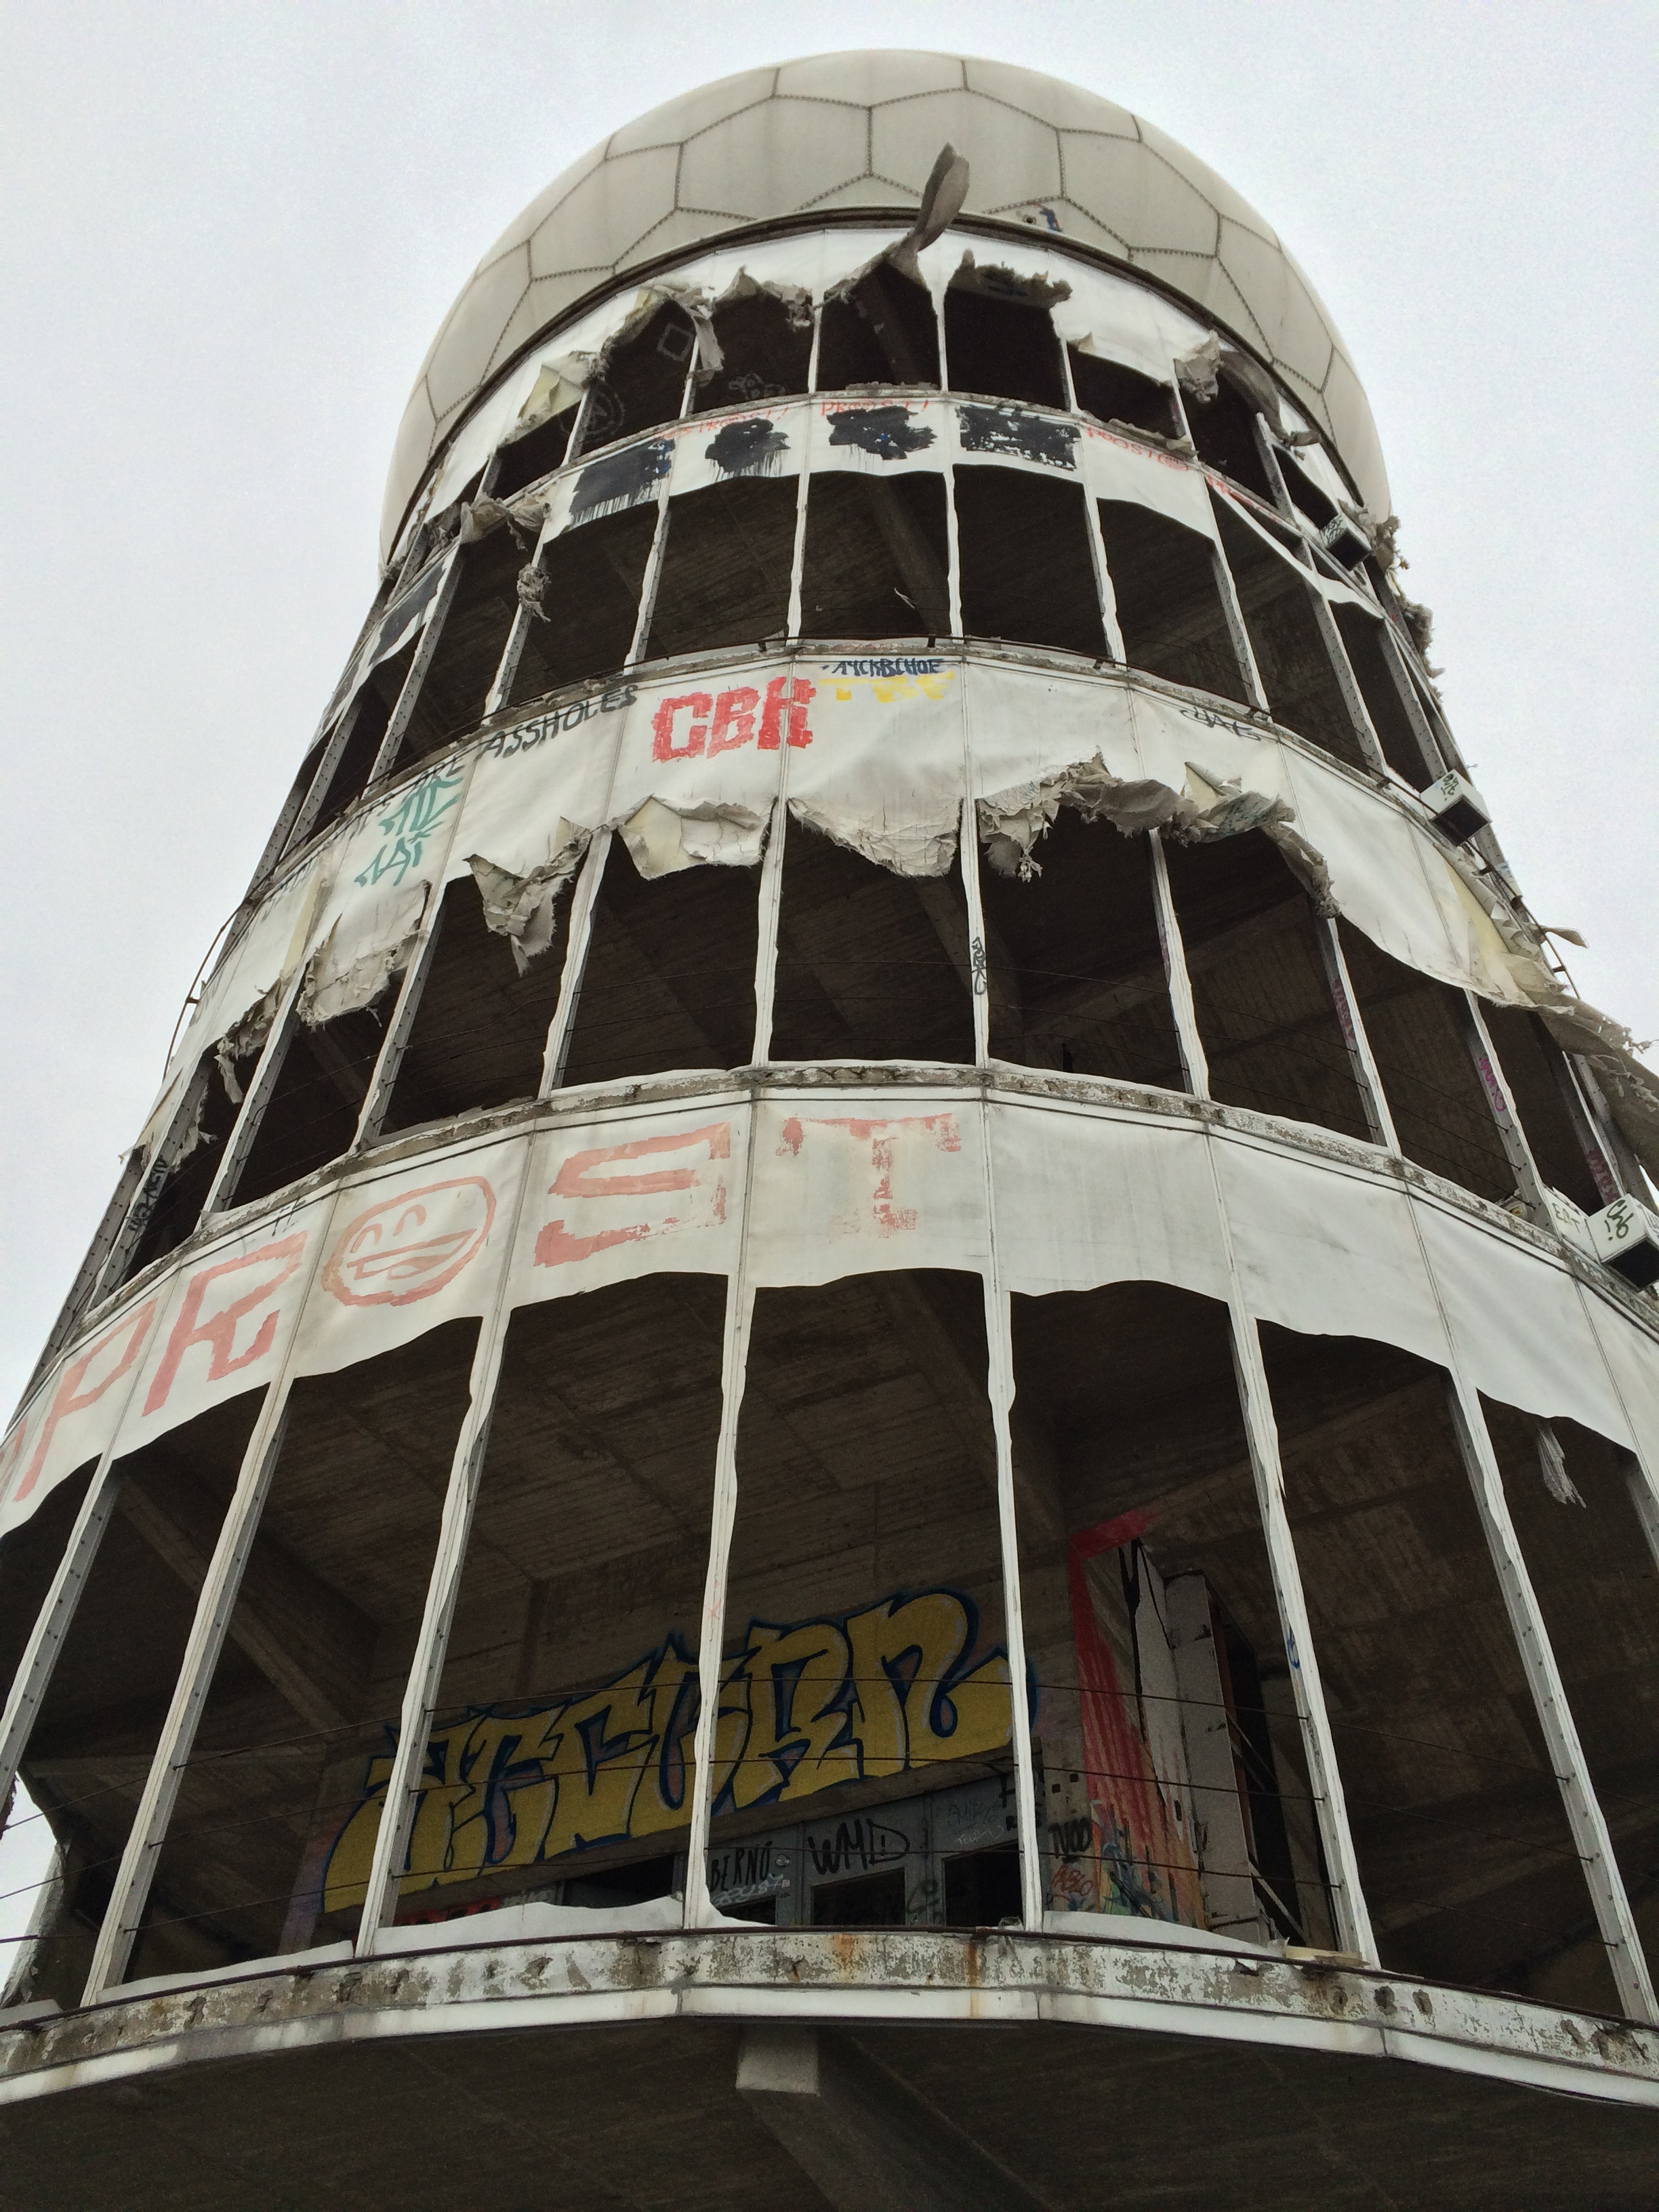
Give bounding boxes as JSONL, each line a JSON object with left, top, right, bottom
{"left": 3, "top": 49, "right": 1658, "bottom": 2210}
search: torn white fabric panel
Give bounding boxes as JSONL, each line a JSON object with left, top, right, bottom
{"left": 670, "top": 401, "right": 802, "bottom": 498}
{"left": 1214, "top": 1139, "right": 1450, "bottom": 1370}
{"left": 747, "top": 1097, "right": 991, "bottom": 1284}
{"left": 962, "top": 657, "right": 1140, "bottom": 800}
{"left": 464, "top": 689, "right": 630, "bottom": 872}
{"left": 300, "top": 880, "right": 428, "bottom": 1025}
{"left": 291, "top": 1133, "right": 529, "bottom": 1376}
{"left": 180, "top": 860, "right": 331, "bottom": 1079}
{"left": 787, "top": 798, "right": 956, "bottom": 877}
{"left": 989, "top": 1100, "right": 1230, "bottom": 1302}
{"left": 467, "top": 824, "right": 587, "bottom": 969}
{"left": 976, "top": 753, "right": 1192, "bottom": 878}
{"left": 1412, "top": 1200, "right": 1637, "bottom": 1446}
{"left": 215, "top": 981, "right": 282, "bottom": 1095}
{"left": 1081, "top": 426, "right": 1216, "bottom": 536}
{"left": 784, "top": 654, "right": 965, "bottom": 875}
{"left": 1582, "top": 1289, "right": 1659, "bottom": 1468}
{"left": 605, "top": 666, "right": 788, "bottom": 829}
{"left": 619, "top": 798, "right": 766, "bottom": 879}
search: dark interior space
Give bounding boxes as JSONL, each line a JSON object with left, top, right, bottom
{"left": 954, "top": 468, "right": 1105, "bottom": 658}
{"left": 798, "top": 470, "right": 950, "bottom": 639}
{"left": 16, "top": 1391, "right": 265, "bottom": 2006}
{"left": 1096, "top": 499, "right": 1248, "bottom": 702}
{"left": 268, "top": 733, "right": 329, "bottom": 868}
{"left": 123, "top": 1324, "right": 478, "bottom": 1976}
{"left": 310, "top": 642, "right": 417, "bottom": 838}
{"left": 1183, "top": 370, "right": 1275, "bottom": 500}
{"left": 1330, "top": 602, "right": 1436, "bottom": 785}
{"left": 392, "top": 525, "right": 525, "bottom": 762}
{"left": 1212, "top": 499, "right": 1366, "bottom": 768}
{"left": 1482, "top": 1401, "right": 1659, "bottom": 2001}
{"left": 644, "top": 480, "right": 796, "bottom": 659}
{"left": 1162, "top": 833, "right": 1370, "bottom": 1139}
{"left": 943, "top": 1839, "right": 1022, "bottom": 1927}
{"left": 1258, "top": 1327, "right": 1623, "bottom": 2014}
{"left": 815, "top": 264, "right": 940, "bottom": 390}
{"left": 1336, "top": 923, "right": 1516, "bottom": 1204}
{"left": 508, "top": 508, "right": 657, "bottom": 704}
{"left": 558, "top": 838, "right": 760, "bottom": 1088}
{"left": 770, "top": 823, "right": 975, "bottom": 1063}
{"left": 701, "top": 288, "right": 813, "bottom": 409}
{"left": 1481, "top": 1006, "right": 1606, "bottom": 1215}
{"left": 979, "top": 810, "right": 1185, "bottom": 1089}
{"left": 491, "top": 404, "right": 579, "bottom": 501}
{"left": 229, "top": 998, "right": 392, "bottom": 1210}
{"left": 1273, "top": 449, "right": 1337, "bottom": 531}
{"left": 577, "top": 302, "right": 695, "bottom": 453}
{"left": 116, "top": 1053, "right": 249, "bottom": 1286}
{"left": 1069, "top": 350, "right": 1181, "bottom": 439}
{"left": 380, "top": 876, "right": 571, "bottom": 1133}
{"left": 0, "top": 1462, "right": 96, "bottom": 1733}
{"left": 943, "top": 280, "right": 1066, "bottom": 409}
{"left": 1011, "top": 1282, "right": 1327, "bottom": 1946}
{"left": 714, "top": 1271, "right": 1008, "bottom": 1925}
{"left": 397, "top": 1277, "right": 727, "bottom": 1916}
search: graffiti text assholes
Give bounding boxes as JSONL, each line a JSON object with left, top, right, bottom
{"left": 321, "top": 1587, "right": 1012, "bottom": 1910}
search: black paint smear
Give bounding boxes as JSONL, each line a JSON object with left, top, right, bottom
{"left": 956, "top": 405, "right": 1078, "bottom": 470}
{"left": 570, "top": 436, "right": 674, "bottom": 520}
{"left": 705, "top": 417, "right": 791, "bottom": 477}
{"left": 826, "top": 405, "right": 937, "bottom": 464}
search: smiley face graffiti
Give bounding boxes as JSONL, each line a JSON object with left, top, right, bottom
{"left": 322, "top": 1178, "right": 495, "bottom": 1307}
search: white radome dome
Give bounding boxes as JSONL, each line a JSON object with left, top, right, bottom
{"left": 383, "top": 51, "right": 1388, "bottom": 557}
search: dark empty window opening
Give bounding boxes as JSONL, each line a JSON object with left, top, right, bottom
{"left": 1096, "top": 500, "right": 1248, "bottom": 705}
{"left": 115, "top": 1053, "right": 251, "bottom": 1286}
{"left": 1162, "top": 833, "right": 1370, "bottom": 1141}
{"left": 1068, "top": 348, "right": 1181, "bottom": 440}
{"left": 943, "top": 1841, "right": 1021, "bottom": 1928}
{"left": 643, "top": 480, "right": 796, "bottom": 659}
{"left": 310, "top": 641, "right": 417, "bottom": 836}
{"left": 955, "top": 468, "right": 1105, "bottom": 659}
{"left": 1183, "top": 370, "right": 1274, "bottom": 500}
{"left": 1336, "top": 922, "right": 1515, "bottom": 1204}
{"left": 380, "top": 876, "right": 573, "bottom": 1134}
{"left": 268, "top": 732, "right": 329, "bottom": 867}
{"left": 816, "top": 264, "right": 940, "bottom": 391}
{"left": 491, "top": 404, "right": 579, "bottom": 501}
{"left": 798, "top": 470, "right": 950, "bottom": 639}
{"left": 1212, "top": 499, "right": 1365, "bottom": 768}
{"left": 1330, "top": 603, "right": 1435, "bottom": 785}
{"left": 811, "top": 1866, "right": 908, "bottom": 1927}
{"left": 230, "top": 999, "right": 390, "bottom": 1210}
{"left": 577, "top": 302, "right": 694, "bottom": 454}
{"left": 393, "top": 525, "right": 526, "bottom": 762}
{"left": 1273, "top": 449, "right": 1336, "bottom": 531}
{"left": 980, "top": 810, "right": 1185, "bottom": 1090}
{"left": 1481, "top": 1007, "right": 1606, "bottom": 1216}
{"left": 944, "top": 280, "right": 1066, "bottom": 409}
{"left": 558, "top": 839, "right": 760, "bottom": 1088}
{"left": 699, "top": 289, "right": 813, "bottom": 409}
{"left": 506, "top": 506, "right": 657, "bottom": 705}
{"left": 770, "top": 822, "right": 975, "bottom": 1065}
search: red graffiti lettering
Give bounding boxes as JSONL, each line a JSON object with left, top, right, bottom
{"left": 323, "top": 1179, "right": 495, "bottom": 1307}
{"left": 651, "top": 693, "right": 714, "bottom": 762}
{"left": 144, "top": 1234, "right": 306, "bottom": 1416}
{"left": 12, "top": 1301, "right": 157, "bottom": 1504}
{"left": 757, "top": 676, "right": 814, "bottom": 750}
{"left": 536, "top": 1123, "right": 730, "bottom": 1267}
{"left": 775, "top": 1114, "right": 960, "bottom": 1237}
{"left": 708, "top": 687, "right": 760, "bottom": 754}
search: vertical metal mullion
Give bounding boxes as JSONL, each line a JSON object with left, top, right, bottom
{"left": 784, "top": 453, "right": 811, "bottom": 642}
{"left": 1227, "top": 1305, "right": 1376, "bottom": 1961}
{"left": 959, "top": 796, "right": 992, "bottom": 1067}
{"left": 1307, "top": 586, "right": 1389, "bottom": 776}
{"left": 682, "top": 1279, "right": 755, "bottom": 1925}
{"left": 804, "top": 302, "right": 823, "bottom": 397}
{"left": 1458, "top": 990, "right": 1548, "bottom": 1221}
{"left": 198, "top": 969, "right": 309, "bottom": 1221}
{"left": 91, "top": 1073, "right": 212, "bottom": 1301}
{"left": 349, "top": 901, "right": 447, "bottom": 1153}
{"left": 278, "top": 697, "right": 365, "bottom": 869}
{"left": 1618, "top": 1449, "right": 1659, "bottom": 1580}
{"left": 622, "top": 359, "right": 699, "bottom": 670}
{"left": 539, "top": 829, "right": 611, "bottom": 1094}
{"left": 1206, "top": 498, "right": 1271, "bottom": 712}
{"left": 1570, "top": 1052, "right": 1649, "bottom": 1202}
{"left": 81, "top": 1198, "right": 337, "bottom": 1998}
{"left": 1444, "top": 1377, "right": 1657, "bottom": 2022}
{"left": 1316, "top": 918, "right": 1398, "bottom": 1151}
{"left": 487, "top": 491, "right": 565, "bottom": 718}
{"left": 750, "top": 802, "right": 787, "bottom": 1064}
{"left": 1376, "top": 623, "right": 1448, "bottom": 780}
{"left": 1149, "top": 830, "right": 1209, "bottom": 1098}
{"left": 28, "top": 1148, "right": 150, "bottom": 1385}
{"left": 369, "top": 546, "right": 467, "bottom": 786}
{"left": 1549, "top": 1049, "right": 1622, "bottom": 1207}
{"left": 982, "top": 1280, "right": 1044, "bottom": 1929}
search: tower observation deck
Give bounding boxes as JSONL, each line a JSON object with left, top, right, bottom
{"left": 3, "top": 50, "right": 1659, "bottom": 2210}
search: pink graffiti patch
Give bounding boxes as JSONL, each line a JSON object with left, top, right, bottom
{"left": 535, "top": 1124, "right": 729, "bottom": 1267}
{"left": 776, "top": 1113, "right": 961, "bottom": 1237}
{"left": 323, "top": 1179, "right": 495, "bottom": 1307}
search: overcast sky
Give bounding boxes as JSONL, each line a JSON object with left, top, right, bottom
{"left": 0, "top": 1, "right": 1654, "bottom": 1941}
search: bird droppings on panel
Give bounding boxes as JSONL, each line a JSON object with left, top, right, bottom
{"left": 569, "top": 437, "right": 674, "bottom": 523}
{"left": 704, "top": 417, "right": 791, "bottom": 479}
{"left": 955, "top": 405, "right": 1078, "bottom": 470}
{"left": 825, "top": 405, "right": 936, "bottom": 464}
